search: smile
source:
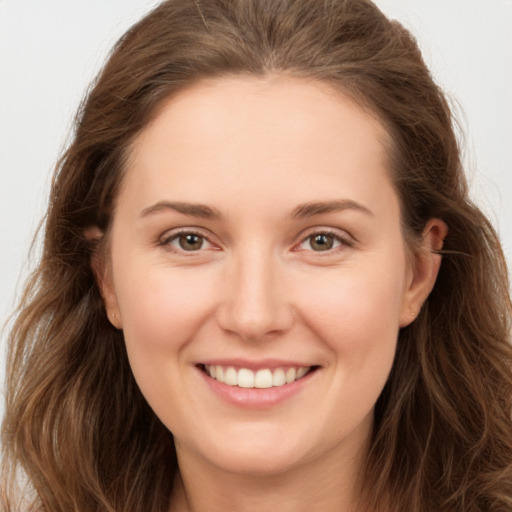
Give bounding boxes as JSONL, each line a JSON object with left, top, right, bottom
{"left": 202, "top": 364, "right": 316, "bottom": 389}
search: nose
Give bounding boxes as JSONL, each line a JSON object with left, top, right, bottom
{"left": 216, "top": 247, "right": 294, "bottom": 341}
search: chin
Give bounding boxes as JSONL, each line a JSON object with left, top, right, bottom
{"left": 206, "top": 446, "right": 307, "bottom": 477}
{"left": 175, "top": 422, "right": 316, "bottom": 477}
{"left": 185, "top": 416, "right": 361, "bottom": 480}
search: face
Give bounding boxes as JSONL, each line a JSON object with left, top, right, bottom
{"left": 100, "top": 75, "right": 438, "bottom": 477}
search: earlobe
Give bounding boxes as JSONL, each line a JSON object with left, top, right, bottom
{"left": 86, "top": 226, "right": 123, "bottom": 330}
{"left": 399, "top": 218, "right": 448, "bottom": 327}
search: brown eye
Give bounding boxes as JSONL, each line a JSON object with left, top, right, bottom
{"left": 178, "top": 233, "right": 205, "bottom": 251}
{"left": 160, "top": 230, "right": 217, "bottom": 254}
{"left": 296, "top": 230, "right": 352, "bottom": 253}
{"left": 309, "top": 233, "right": 334, "bottom": 251}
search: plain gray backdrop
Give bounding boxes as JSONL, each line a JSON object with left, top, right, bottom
{"left": 1, "top": 0, "right": 511, "bottom": 420}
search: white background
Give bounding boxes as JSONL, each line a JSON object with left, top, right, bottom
{"left": 1, "top": 1, "right": 511, "bottom": 421}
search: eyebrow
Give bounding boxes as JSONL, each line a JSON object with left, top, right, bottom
{"left": 140, "top": 198, "right": 373, "bottom": 220}
{"left": 290, "top": 199, "right": 373, "bottom": 219}
{"left": 140, "top": 201, "right": 222, "bottom": 219}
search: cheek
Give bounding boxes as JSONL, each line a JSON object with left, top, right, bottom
{"left": 300, "top": 259, "right": 406, "bottom": 402}
{"left": 278, "top": 258, "right": 407, "bottom": 447}
{"left": 300, "top": 263, "right": 406, "bottom": 341}
{"left": 113, "top": 260, "right": 217, "bottom": 353}
{"left": 111, "top": 261, "right": 220, "bottom": 414}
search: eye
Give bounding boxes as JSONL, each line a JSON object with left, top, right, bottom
{"left": 296, "top": 230, "right": 353, "bottom": 252}
{"left": 160, "top": 230, "right": 215, "bottom": 252}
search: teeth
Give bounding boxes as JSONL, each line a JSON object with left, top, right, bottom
{"left": 204, "top": 365, "right": 312, "bottom": 388}
{"left": 224, "top": 366, "right": 237, "bottom": 386}
{"left": 285, "top": 367, "right": 296, "bottom": 384}
{"left": 254, "top": 369, "right": 273, "bottom": 389}
{"left": 238, "top": 368, "right": 254, "bottom": 388}
{"left": 272, "top": 368, "right": 286, "bottom": 387}
{"left": 296, "top": 367, "right": 308, "bottom": 379}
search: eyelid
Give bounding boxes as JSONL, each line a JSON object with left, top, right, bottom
{"left": 156, "top": 226, "right": 354, "bottom": 255}
{"left": 158, "top": 227, "right": 220, "bottom": 253}
{"left": 293, "top": 227, "right": 355, "bottom": 252}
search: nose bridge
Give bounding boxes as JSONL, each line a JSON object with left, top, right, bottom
{"left": 218, "top": 241, "right": 292, "bottom": 340}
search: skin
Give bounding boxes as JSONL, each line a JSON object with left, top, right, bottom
{"left": 97, "top": 75, "right": 446, "bottom": 512}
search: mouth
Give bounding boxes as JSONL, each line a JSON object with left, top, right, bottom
{"left": 198, "top": 364, "right": 320, "bottom": 389}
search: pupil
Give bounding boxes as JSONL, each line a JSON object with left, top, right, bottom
{"left": 312, "top": 234, "right": 333, "bottom": 251}
{"left": 179, "top": 234, "right": 202, "bottom": 251}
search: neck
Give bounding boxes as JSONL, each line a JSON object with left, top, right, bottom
{"left": 169, "top": 440, "right": 370, "bottom": 512}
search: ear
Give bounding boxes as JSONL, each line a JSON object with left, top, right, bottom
{"left": 85, "top": 226, "right": 123, "bottom": 330}
{"left": 399, "top": 219, "right": 448, "bottom": 327}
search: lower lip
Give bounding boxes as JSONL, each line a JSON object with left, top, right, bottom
{"left": 198, "top": 367, "right": 317, "bottom": 409}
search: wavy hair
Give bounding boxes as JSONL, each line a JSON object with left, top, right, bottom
{"left": 2, "top": 0, "right": 511, "bottom": 511}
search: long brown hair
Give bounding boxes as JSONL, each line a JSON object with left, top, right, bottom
{"left": 2, "top": 1, "right": 511, "bottom": 511}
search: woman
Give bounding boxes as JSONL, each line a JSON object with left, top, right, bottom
{"left": 2, "top": 0, "right": 511, "bottom": 511}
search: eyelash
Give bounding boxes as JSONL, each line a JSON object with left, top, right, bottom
{"left": 158, "top": 229, "right": 217, "bottom": 254}
{"left": 157, "top": 228, "right": 354, "bottom": 255}
{"left": 295, "top": 229, "right": 354, "bottom": 253}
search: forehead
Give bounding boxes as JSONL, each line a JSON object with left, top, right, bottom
{"left": 133, "top": 74, "right": 389, "bottom": 155}
{"left": 120, "top": 74, "right": 397, "bottom": 219}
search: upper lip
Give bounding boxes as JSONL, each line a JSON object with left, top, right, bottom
{"left": 196, "top": 358, "right": 316, "bottom": 371}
